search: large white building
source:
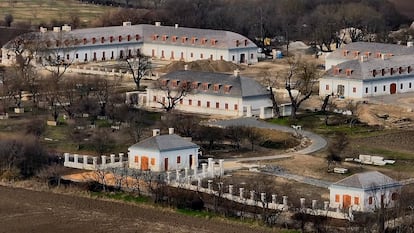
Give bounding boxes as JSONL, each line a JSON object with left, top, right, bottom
{"left": 329, "top": 171, "right": 401, "bottom": 212}
{"left": 1, "top": 22, "right": 258, "bottom": 66}
{"left": 128, "top": 128, "right": 200, "bottom": 172}
{"left": 320, "top": 42, "right": 414, "bottom": 98}
{"left": 145, "top": 69, "right": 274, "bottom": 118}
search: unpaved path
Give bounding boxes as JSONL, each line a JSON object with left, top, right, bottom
{"left": 0, "top": 185, "right": 278, "bottom": 233}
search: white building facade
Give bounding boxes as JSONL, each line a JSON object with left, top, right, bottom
{"left": 128, "top": 129, "right": 200, "bottom": 172}
{"left": 320, "top": 53, "right": 414, "bottom": 99}
{"left": 329, "top": 171, "right": 401, "bottom": 212}
{"left": 145, "top": 69, "right": 274, "bottom": 118}
{"left": 1, "top": 22, "right": 258, "bottom": 66}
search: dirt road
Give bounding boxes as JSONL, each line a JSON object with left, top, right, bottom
{"left": 0, "top": 186, "right": 278, "bottom": 233}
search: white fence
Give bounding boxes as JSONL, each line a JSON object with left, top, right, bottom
{"left": 64, "top": 153, "right": 126, "bottom": 170}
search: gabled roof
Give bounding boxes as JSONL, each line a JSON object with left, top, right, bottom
{"left": 327, "top": 42, "right": 414, "bottom": 60}
{"left": 330, "top": 171, "right": 401, "bottom": 190}
{"left": 157, "top": 70, "right": 269, "bottom": 97}
{"left": 128, "top": 134, "right": 199, "bottom": 152}
{"left": 3, "top": 23, "right": 256, "bottom": 50}
{"left": 324, "top": 54, "right": 414, "bottom": 80}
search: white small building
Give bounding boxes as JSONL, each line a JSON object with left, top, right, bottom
{"left": 128, "top": 128, "right": 200, "bottom": 172}
{"left": 320, "top": 54, "right": 414, "bottom": 98}
{"left": 320, "top": 42, "right": 414, "bottom": 99}
{"left": 329, "top": 171, "right": 401, "bottom": 212}
{"left": 146, "top": 69, "right": 274, "bottom": 118}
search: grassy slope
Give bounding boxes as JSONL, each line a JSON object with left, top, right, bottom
{"left": 0, "top": 0, "right": 111, "bottom": 26}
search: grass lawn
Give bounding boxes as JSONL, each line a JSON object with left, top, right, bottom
{"left": 0, "top": 0, "right": 111, "bottom": 26}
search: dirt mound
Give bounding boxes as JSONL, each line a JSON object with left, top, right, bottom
{"left": 158, "top": 60, "right": 240, "bottom": 73}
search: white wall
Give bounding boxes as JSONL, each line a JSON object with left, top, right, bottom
{"left": 146, "top": 89, "right": 244, "bottom": 117}
{"left": 319, "top": 77, "right": 363, "bottom": 98}
{"left": 128, "top": 146, "right": 199, "bottom": 172}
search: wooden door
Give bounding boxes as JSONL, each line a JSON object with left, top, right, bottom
{"left": 164, "top": 158, "right": 168, "bottom": 171}
{"left": 343, "top": 195, "right": 351, "bottom": 208}
{"left": 141, "top": 156, "right": 149, "bottom": 170}
{"left": 390, "top": 83, "right": 397, "bottom": 94}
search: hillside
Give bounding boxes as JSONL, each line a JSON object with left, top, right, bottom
{"left": 0, "top": 0, "right": 110, "bottom": 26}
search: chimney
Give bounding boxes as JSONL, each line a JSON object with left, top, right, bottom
{"left": 175, "top": 24, "right": 179, "bottom": 29}
{"left": 152, "top": 129, "right": 160, "bottom": 136}
{"left": 155, "top": 21, "right": 161, "bottom": 27}
{"left": 62, "top": 24, "right": 71, "bottom": 32}
{"left": 123, "top": 21, "right": 132, "bottom": 26}
{"left": 408, "top": 41, "right": 414, "bottom": 48}
{"left": 234, "top": 69, "right": 240, "bottom": 77}
{"left": 168, "top": 128, "right": 174, "bottom": 135}
{"left": 360, "top": 55, "right": 367, "bottom": 62}
{"left": 53, "top": 27, "right": 61, "bottom": 32}
{"left": 184, "top": 64, "right": 188, "bottom": 70}
{"left": 381, "top": 54, "right": 388, "bottom": 60}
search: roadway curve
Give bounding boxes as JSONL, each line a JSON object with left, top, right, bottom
{"left": 209, "top": 117, "right": 327, "bottom": 158}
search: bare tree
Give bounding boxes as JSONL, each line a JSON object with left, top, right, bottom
{"left": 283, "top": 57, "right": 319, "bottom": 120}
{"left": 125, "top": 52, "right": 151, "bottom": 90}
{"left": 156, "top": 79, "right": 193, "bottom": 112}
{"left": 261, "top": 71, "right": 280, "bottom": 118}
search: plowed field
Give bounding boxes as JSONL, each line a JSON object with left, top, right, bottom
{"left": 0, "top": 186, "right": 278, "bottom": 233}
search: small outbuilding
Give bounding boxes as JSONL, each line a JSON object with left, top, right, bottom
{"left": 329, "top": 171, "right": 401, "bottom": 212}
{"left": 128, "top": 128, "right": 200, "bottom": 172}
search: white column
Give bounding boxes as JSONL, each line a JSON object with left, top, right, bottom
{"left": 110, "top": 154, "right": 115, "bottom": 163}
{"left": 166, "top": 171, "right": 171, "bottom": 184}
{"left": 101, "top": 155, "right": 107, "bottom": 165}
{"left": 176, "top": 170, "right": 180, "bottom": 183}
{"left": 261, "top": 193, "right": 266, "bottom": 203}
{"left": 74, "top": 154, "right": 79, "bottom": 164}
{"left": 193, "top": 166, "right": 198, "bottom": 179}
{"left": 83, "top": 155, "right": 88, "bottom": 166}
{"left": 119, "top": 153, "right": 124, "bottom": 162}
{"left": 272, "top": 194, "right": 277, "bottom": 204}
{"left": 207, "top": 158, "right": 214, "bottom": 177}
{"left": 202, "top": 163, "right": 207, "bottom": 178}
{"left": 219, "top": 159, "right": 224, "bottom": 176}
{"left": 250, "top": 190, "right": 255, "bottom": 201}
{"left": 228, "top": 185, "right": 234, "bottom": 196}
{"left": 324, "top": 201, "right": 329, "bottom": 210}
{"left": 93, "top": 157, "right": 97, "bottom": 167}
{"left": 300, "top": 198, "right": 306, "bottom": 209}
{"left": 239, "top": 188, "right": 244, "bottom": 199}
{"left": 64, "top": 153, "right": 69, "bottom": 163}
{"left": 312, "top": 200, "right": 317, "bottom": 209}
{"left": 283, "top": 196, "right": 288, "bottom": 211}
{"left": 184, "top": 167, "right": 189, "bottom": 181}
{"left": 208, "top": 180, "right": 213, "bottom": 192}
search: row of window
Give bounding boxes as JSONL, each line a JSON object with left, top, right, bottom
{"left": 325, "top": 82, "right": 413, "bottom": 94}
{"left": 334, "top": 193, "right": 398, "bottom": 205}
{"left": 134, "top": 155, "right": 182, "bottom": 164}
{"left": 154, "top": 96, "right": 239, "bottom": 110}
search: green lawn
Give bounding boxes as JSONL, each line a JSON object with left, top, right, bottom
{"left": 0, "top": 0, "right": 111, "bottom": 26}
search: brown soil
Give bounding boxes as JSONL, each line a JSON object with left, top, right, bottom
{"left": 223, "top": 170, "right": 329, "bottom": 202}
{"left": 0, "top": 185, "right": 279, "bottom": 233}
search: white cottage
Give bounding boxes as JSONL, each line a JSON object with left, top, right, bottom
{"left": 128, "top": 128, "right": 199, "bottom": 172}
{"left": 329, "top": 171, "right": 401, "bottom": 212}
{"left": 1, "top": 22, "right": 258, "bottom": 66}
{"left": 146, "top": 69, "right": 274, "bottom": 118}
